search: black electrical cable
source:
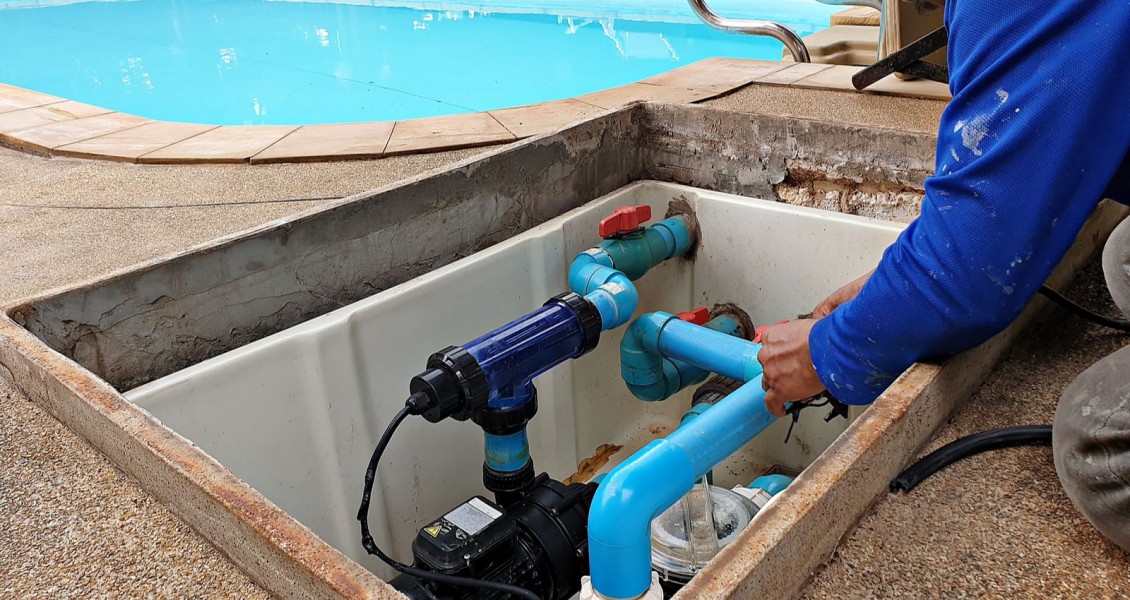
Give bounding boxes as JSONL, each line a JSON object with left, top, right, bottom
{"left": 891, "top": 425, "right": 1053, "bottom": 493}
{"left": 357, "top": 396, "right": 543, "bottom": 600}
{"left": 886, "top": 287, "right": 1120, "bottom": 492}
{"left": 1039, "top": 284, "right": 1130, "bottom": 333}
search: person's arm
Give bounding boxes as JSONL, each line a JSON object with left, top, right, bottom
{"left": 811, "top": 269, "right": 872, "bottom": 319}
{"left": 811, "top": 0, "right": 1130, "bottom": 405}
{"left": 766, "top": 0, "right": 1130, "bottom": 410}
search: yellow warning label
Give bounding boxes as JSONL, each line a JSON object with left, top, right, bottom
{"left": 424, "top": 525, "right": 442, "bottom": 537}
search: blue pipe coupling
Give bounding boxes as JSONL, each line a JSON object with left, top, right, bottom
{"left": 483, "top": 430, "right": 530, "bottom": 473}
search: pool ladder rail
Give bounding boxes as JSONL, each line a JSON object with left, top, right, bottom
{"left": 687, "top": 0, "right": 882, "bottom": 64}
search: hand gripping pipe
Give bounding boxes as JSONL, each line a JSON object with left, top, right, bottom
{"left": 587, "top": 313, "right": 773, "bottom": 599}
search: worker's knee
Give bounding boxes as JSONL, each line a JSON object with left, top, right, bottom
{"left": 1053, "top": 344, "right": 1130, "bottom": 552}
{"left": 1104, "top": 216, "right": 1130, "bottom": 319}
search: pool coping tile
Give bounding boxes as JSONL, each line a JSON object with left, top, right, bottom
{"left": 789, "top": 64, "right": 952, "bottom": 100}
{"left": 0, "top": 84, "right": 64, "bottom": 115}
{"left": 488, "top": 99, "right": 607, "bottom": 139}
{"left": 383, "top": 112, "right": 516, "bottom": 156}
{"left": 0, "top": 101, "right": 114, "bottom": 135}
{"left": 0, "top": 58, "right": 951, "bottom": 164}
{"left": 858, "top": 73, "right": 952, "bottom": 101}
{"left": 575, "top": 82, "right": 715, "bottom": 110}
{"left": 138, "top": 125, "right": 301, "bottom": 164}
{"left": 0, "top": 105, "right": 75, "bottom": 136}
{"left": 753, "top": 62, "right": 838, "bottom": 86}
{"left": 54, "top": 121, "right": 220, "bottom": 163}
{"left": 3, "top": 112, "right": 151, "bottom": 155}
{"left": 639, "top": 57, "right": 791, "bottom": 93}
{"left": 250, "top": 121, "right": 395, "bottom": 164}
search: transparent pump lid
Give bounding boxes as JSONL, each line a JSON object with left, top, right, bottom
{"left": 650, "top": 480, "right": 757, "bottom": 581}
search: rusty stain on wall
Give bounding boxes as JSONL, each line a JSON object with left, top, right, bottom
{"left": 563, "top": 443, "right": 624, "bottom": 485}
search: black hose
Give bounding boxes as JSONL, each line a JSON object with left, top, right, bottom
{"left": 1039, "top": 284, "right": 1130, "bottom": 333}
{"left": 358, "top": 398, "right": 542, "bottom": 600}
{"left": 890, "top": 425, "right": 1053, "bottom": 493}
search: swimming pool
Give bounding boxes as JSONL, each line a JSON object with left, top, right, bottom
{"left": 0, "top": 0, "right": 837, "bottom": 125}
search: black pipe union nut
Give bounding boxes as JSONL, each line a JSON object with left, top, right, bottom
{"left": 549, "top": 292, "right": 602, "bottom": 355}
{"left": 409, "top": 346, "right": 489, "bottom": 423}
{"left": 473, "top": 392, "right": 540, "bottom": 436}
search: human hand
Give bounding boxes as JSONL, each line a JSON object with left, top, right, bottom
{"left": 811, "top": 269, "right": 873, "bottom": 319}
{"left": 756, "top": 319, "right": 825, "bottom": 417}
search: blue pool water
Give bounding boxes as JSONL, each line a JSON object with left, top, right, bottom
{"left": 0, "top": 0, "right": 837, "bottom": 125}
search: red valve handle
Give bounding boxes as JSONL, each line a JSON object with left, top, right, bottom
{"left": 598, "top": 205, "right": 652, "bottom": 239}
{"left": 676, "top": 307, "right": 710, "bottom": 326}
{"left": 753, "top": 320, "right": 790, "bottom": 344}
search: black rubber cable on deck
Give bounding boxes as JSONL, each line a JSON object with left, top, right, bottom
{"left": 891, "top": 425, "right": 1053, "bottom": 494}
{"left": 357, "top": 398, "right": 542, "bottom": 600}
{"left": 1039, "top": 284, "right": 1130, "bottom": 333}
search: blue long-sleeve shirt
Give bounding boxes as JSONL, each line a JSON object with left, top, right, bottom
{"left": 809, "top": 0, "right": 1130, "bottom": 405}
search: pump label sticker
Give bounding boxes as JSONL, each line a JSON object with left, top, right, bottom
{"left": 424, "top": 525, "right": 443, "bottom": 537}
{"left": 444, "top": 498, "right": 500, "bottom": 536}
{"left": 468, "top": 497, "right": 502, "bottom": 519}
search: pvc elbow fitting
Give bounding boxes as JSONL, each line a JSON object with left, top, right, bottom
{"left": 587, "top": 379, "right": 777, "bottom": 599}
{"left": 582, "top": 270, "right": 639, "bottom": 330}
{"left": 620, "top": 312, "right": 754, "bottom": 402}
{"left": 587, "top": 439, "right": 696, "bottom": 599}
{"left": 623, "top": 357, "right": 688, "bottom": 402}
{"left": 568, "top": 250, "right": 614, "bottom": 295}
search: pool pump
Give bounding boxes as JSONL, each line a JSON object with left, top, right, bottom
{"left": 390, "top": 475, "right": 597, "bottom": 600}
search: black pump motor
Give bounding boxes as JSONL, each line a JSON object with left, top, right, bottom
{"left": 390, "top": 474, "right": 596, "bottom": 600}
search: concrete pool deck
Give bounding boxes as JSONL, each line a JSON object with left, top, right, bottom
{"left": 1, "top": 76, "right": 1125, "bottom": 599}
{"left": 0, "top": 58, "right": 949, "bottom": 164}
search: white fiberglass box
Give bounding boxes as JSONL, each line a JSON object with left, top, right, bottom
{"left": 125, "top": 181, "right": 904, "bottom": 577}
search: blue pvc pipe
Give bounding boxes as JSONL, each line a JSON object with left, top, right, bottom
{"left": 750, "top": 474, "right": 793, "bottom": 496}
{"left": 621, "top": 314, "right": 745, "bottom": 402}
{"left": 596, "top": 216, "right": 692, "bottom": 280}
{"left": 654, "top": 315, "right": 763, "bottom": 382}
{"left": 622, "top": 312, "right": 762, "bottom": 399}
{"left": 680, "top": 402, "right": 713, "bottom": 425}
{"left": 680, "top": 401, "right": 717, "bottom": 485}
{"left": 588, "top": 378, "right": 777, "bottom": 599}
{"left": 581, "top": 267, "right": 640, "bottom": 331}
{"left": 568, "top": 215, "right": 694, "bottom": 331}
{"left": 568, "top": 248, "right": 615, "bottom": 295}
{"left": 483, "top": 430, "right": 531, "bottom": 472}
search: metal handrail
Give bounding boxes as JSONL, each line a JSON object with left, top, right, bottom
{"left": 687, "top": 0, "right": 811, "bottom": 63}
